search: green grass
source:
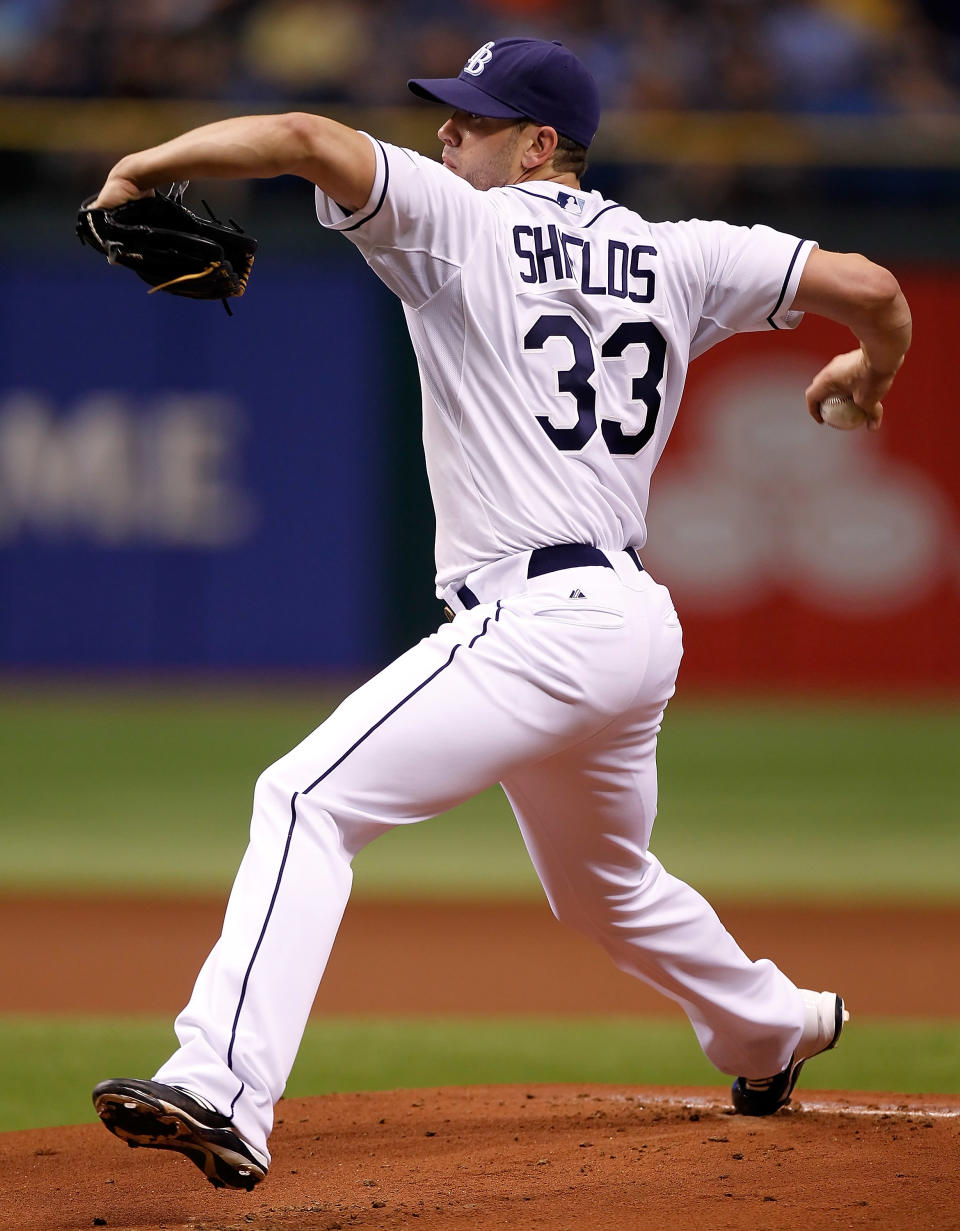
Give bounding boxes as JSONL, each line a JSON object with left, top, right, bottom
{"left": 0, "top": 685, "right": 957, "bottom": 900}
{"left": 2, "top": 690, "right": 954, "bottom": 1141}
{"left": 1, "top": 1014, "right": 957, "bottom": 1133}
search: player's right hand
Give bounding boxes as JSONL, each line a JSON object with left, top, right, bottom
{"left": 804, "top": 347, "right": 896, "bottom": 432}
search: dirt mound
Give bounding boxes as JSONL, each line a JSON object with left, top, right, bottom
{"left": 2, "top": 1085, "right": 958, "bottom": 1231}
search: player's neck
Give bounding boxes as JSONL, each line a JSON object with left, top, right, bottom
{"left": 513, "top": 167, "right": 581, "bottom": 191}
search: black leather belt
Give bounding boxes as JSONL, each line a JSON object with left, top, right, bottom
{"left": 451, "top": 544, "right": 643, "bottom": 615}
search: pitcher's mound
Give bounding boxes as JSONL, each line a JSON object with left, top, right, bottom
{"left": 3, "top": 1084, "right": 958, "bottom": 1230}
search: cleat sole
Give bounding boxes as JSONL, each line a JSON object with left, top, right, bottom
{"left": 93, "top": 1083, "right": 266, "bottom": 1192}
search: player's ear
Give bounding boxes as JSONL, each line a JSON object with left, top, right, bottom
{"left": 520, "top": 124, "right": 559, "bottom": 171}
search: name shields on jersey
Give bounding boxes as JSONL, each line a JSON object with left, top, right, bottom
{"left": 513, "top": 222, "right": 657, "bottom": 302}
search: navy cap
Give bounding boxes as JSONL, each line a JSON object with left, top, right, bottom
{"left": 408, "top": 38, "right": 600, "bottom": 150}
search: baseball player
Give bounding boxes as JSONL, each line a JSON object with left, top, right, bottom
{"left": 89, "top": 38, "right": 911, "bottom": 1190}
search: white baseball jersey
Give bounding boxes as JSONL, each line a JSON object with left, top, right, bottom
{"left": 316, "top": 135, "right": 815, "bottom": 591}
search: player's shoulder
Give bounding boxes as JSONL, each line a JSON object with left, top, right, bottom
{"left": 650, "top": 216, "right": 791, "bottom": 251}
{"left": 639, "top": 216, "right": 730, "bottom": 248}
{"left": 643, "top": 217, "right": 810, "bottom": 279}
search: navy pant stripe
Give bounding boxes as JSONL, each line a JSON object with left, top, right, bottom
{"left": 467, "top": 600, "right": 502, "bottom": 649}
{"left": 229, "top": 1080, "right": 245, "bottom": 1116}
{"left": 227, "top": 790, "right": 300, "bottom": 1072}
{"left": 226, "top": 606, "right": 502, "bottom": 1078}
{"left": 303, "top": 642, "right": 461, "bottom": 796}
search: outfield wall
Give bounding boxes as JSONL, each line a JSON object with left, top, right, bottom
{"left": 0, "top": 263, "right": 954, "bottom": 686}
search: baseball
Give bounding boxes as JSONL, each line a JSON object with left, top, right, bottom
{"left": 819, "top": 394, "right": 868, "bottom": 430}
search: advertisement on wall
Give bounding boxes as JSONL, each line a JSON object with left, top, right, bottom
{"left": 0, "top": 261, "right": 390, "bottom": 670}
{"left": 642, "top": 270, "right": 957, "bottom": 689}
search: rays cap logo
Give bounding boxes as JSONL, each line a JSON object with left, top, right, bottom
{"left": 464, "top": 41, "right": 495, "bottom": 76}
{"left": 408, "top": 37, "right": 600, "bottom": 150}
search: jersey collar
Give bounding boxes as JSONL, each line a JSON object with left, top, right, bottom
{"left": 506, "top": 181, "right": 583, "bottom": 201}
{"left": 506, "top": 182, "right": 593, "bottom": 217}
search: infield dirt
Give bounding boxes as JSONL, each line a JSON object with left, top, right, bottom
{"left": 3, "top": 1085, "right": 959, "bottom": 1230}
{"left": 1, "top": 896, "right": 958, "bottom": 1229}
{"left": 3, "top": 896, "right": 960, "bottom": 1016}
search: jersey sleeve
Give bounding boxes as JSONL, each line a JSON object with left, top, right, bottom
{"left": 684, "top": 221, "right": 817, "bottom": 359}
{"left": 314, "top": 133, "right": 493, "bottom": 309}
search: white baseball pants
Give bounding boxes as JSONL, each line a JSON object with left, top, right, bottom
{"left": 154, "top": 549, "right": 804, "bottom": 1158}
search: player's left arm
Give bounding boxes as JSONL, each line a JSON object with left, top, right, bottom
{"left": 791, "top": 248, "right": 912, "bottom": 430}
{"left": 92, "top": 113, "right": 376, "bottom": 213}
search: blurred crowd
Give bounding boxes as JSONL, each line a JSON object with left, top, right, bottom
{"left": 1, "top": 0, "right": 959, "bottom": 114}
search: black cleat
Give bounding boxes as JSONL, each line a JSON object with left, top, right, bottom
{"left": 92, "top": 1077, "right": 268, "bottom": 1190}
{"left": 731, "top": 990, "right": 849, "bottom": 1116}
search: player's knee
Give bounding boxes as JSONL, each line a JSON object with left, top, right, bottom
{"left": 251, "top": 758, "right": 301, "bottom": 822}
{"left": 251, "top": 759, "right": 357, "bottom": 851}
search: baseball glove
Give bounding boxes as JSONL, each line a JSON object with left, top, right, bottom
{"left": 76, "top": 183, "right": 257, "bottom": 313}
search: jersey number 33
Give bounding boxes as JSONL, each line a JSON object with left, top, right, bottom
{"left": 523, "top": 314, "right": 668, "bottom": 457}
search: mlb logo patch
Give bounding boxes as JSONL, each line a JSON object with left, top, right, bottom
{"left": 556, "top": 192, "right": 584, "bottom": 215}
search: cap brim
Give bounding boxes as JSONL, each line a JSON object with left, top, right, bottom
{"left": 407, "top": 76, "right": 526, "bottom": 119}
